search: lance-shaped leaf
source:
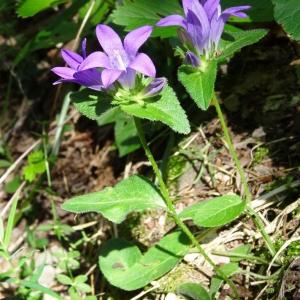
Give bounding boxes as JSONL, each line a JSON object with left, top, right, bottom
{"left": 99, "top": 231, "right": 191, "bottom": 290}
{"left": 218, "top": 29, "right": 268, "bottom": 62}
{"left": 70, "top": 89, "right": 113, "bottom": 122}
{"left": 120, "top": 85, "right": 191, "bottom": 134}
{"left": 179, "top": 195, "right": 245, "bottom": 227}
{"left": 178, "top": 61, "right": 217, "bottom": 111}
{"left": 62, "top": 175, "right": 166, "bottom": 224}
{"left": 273, "top": 0, "right": 300, "bottom": 41}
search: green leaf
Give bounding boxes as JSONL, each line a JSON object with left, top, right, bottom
{"left": 177, "top": 283, "right": 211, "bottom": 300}
{"left": 74, "top": 275, "right": 87, "bottom": 283}
{"left": 99, "top": 231, "right": 190, "bottom": 291}
{"left": 0, "top": 160, "right": 11, "bottom": 169}
{"left": 21, "top": 280, "right": 63, "bottom": 300}
{"left": 222, "top": 0, "right": 274, "bottom": 22}
{"left": 62, "top": 175, "right": 166, "bottom": 223}
{"left": 115, "top": 115, "right": 140, "bottom": 157}
{"left": 76, "top": 282, "right": 92, "bottom": 293}
{"left": 16, "top": 0, "right": 67, "bottom": 18}
{"left": 56, "top": 274, "right": 73, "bottom": 285}
{"left": 121, "top": 85, "right": 191, "bottom": 134}
{"left": 209, "top": 263, "right": 239, "bottom": 298}
{"left": 218, "top": 29, "right": 268, "bottom": 62}
{"left": 179, "top": 195, "right": 245, "bottom": 227}
{"left": 273, "top": 0, "right": 300, "bottom": 40}
{"left": 111, "top": 0, "right": 182, "bottom": 37}
{"left": 97, "top": 107, "right": 122, "bottom": 126}
{"left": 23, "top": 150, "right": 46, "bottom": 182}
{"left": 71, "top": 89, "right": 113, "bottom": 122}
{"left": 178, "top": 61, "right": 217, "bottom": 111}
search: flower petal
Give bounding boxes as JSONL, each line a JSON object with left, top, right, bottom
{"left": 222, "top": 6, "right": 251, "bottom": 20}
{"left": 96, "top": 24, "right": 124, "bottom": 54}
{"left": 79, "top": 51, "right": 111, "bottom": 71}
{"left": 51, "top": 67, "right": 75, "bottom": 79}
{"left": 129, "top": 53, "right": 156, "bottom": 77}
{"left": 185, "top": 51, "right": 201, "bottom": 67}
{"left": 186, "top": 1, "right": 210, "bottom": 40}
{"left": 61, "top": 50, "right": 83, "bottom": 69}
{"left": 186, "top": 9, "right": 209, "bottom": 52}
{"left": 156, "top": 15, "right": 187, "bottom": 29}
{"left": 118, "top": 69, "right": 136, "bottom": 88}
{"left": 124, "top": 25, "right": 153, "bottom": 57}
{"left": 101, "top": 69, "right": 122, "bottom": 88}
{"left": 74, "top": 69, "right": 103, "bottom": 90}
{"left": 203, "top": 0, "right": 220, "bottom": 20}
{"left": 81, "top": 38, "right": 87, "bottom": 58}
{"left": 144, "top": 77, "right": 167, "bottom": 97}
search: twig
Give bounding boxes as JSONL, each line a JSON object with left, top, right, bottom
{"left": 1, "top": 181, "right": 26, "bottom": 218}
{"left": 130, "top": 282, "right": 160, "bottom": 300}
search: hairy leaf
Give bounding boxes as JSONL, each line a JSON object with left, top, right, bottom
{"left": 223, "top": 0, "right": 274, "bottom": 22}
{"left": 112, "top": 0, "right": 181, "bottom": 37}
{"left": 17, "top": 0, "right": 67, "bottom": 18}
{"left": 99, "top": 231, "right": 190, "bottom": 290}
{"left": 219, "top": 29, "right": 268, "bottom": 62}
{"left": 273, "top": 0, "right": 300, "bottom": 41}
{"left": 71, "top": 89, "right": 113, "bottom": 122}
{"left": 114, "top": 115, "right": 140, "bottom": 157}
{"left": 179, "top": 195, "right": 245, "bottom": 227}
{"left": 178, "top": 61, "right": 217, "bottom": 111}
{"left": 120, "top": 85, "right": 190, "bottom": 134}
{"left": 62, "top": 175, "right": 166, "bottom": 223}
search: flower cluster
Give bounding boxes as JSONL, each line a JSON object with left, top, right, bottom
{"left": 52, "top": 0, "right": 251, "bottom": 88}
{"left": 52, "top": 25, "right": 166, "bottom": 97}
{"left": 157, "top": 0, "right": 250, "bottom": 66}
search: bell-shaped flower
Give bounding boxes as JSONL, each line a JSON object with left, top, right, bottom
{"left": 157, "top": 0, "right": 250, "bottom": 66}
{"left": 78, "top": 25, "right": 156, "bottom": 89}
{"left": 51, "top": 39, "right": 103, "bottom": 90}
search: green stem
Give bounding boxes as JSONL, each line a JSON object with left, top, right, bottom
{"left": 134, "top": 117, "right": 240, "bottom": 300}
{"left": 212, "top": 96, "right": 276, "bottom": 257}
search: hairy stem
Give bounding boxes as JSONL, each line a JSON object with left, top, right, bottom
{"left": 134, "top": 117, "right": 241, "bottom": 299}
{"left": 212, "top": 96, "right": 276, "bottom": 257}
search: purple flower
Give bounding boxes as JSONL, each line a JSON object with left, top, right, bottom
{"left": 51, "top": 39, "right": 103, "bottom": 91}
{"left": 157, "top": 0, "right": 250, "bottom": 65}
{"left": 144, "top": 77, "right": 167, "bottom": 97}
{"left": 79, "top": 25, "right": 156, "bottom": 89}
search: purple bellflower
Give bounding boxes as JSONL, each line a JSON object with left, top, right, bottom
{"left": 157, "top": 0, "right": 250, "bottom": 66}
{"left": 78, "top": 25, "right": 157, "bottom": 89}
{"left": 51, "top": 39, "right": 103, "bottom": 91}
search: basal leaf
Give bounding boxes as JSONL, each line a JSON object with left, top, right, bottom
{"left": 179, "top": 195, "right": 245, "bottom": 227}
{"left": 218, "top": 29, "right": 268, "bottom": 62}
{"left": 111, "top": 0, "right": 181, "bottom": 37}
{"left": 62, "top": 175, "right": 166, "bottom": 224}
{"left": 120, "top": 85, "right": 190, "bottom": 134}
{"left": 71, "top": 89, "right": 113, "bottom": 122}
{"left": 273, "top": 0, "right": 300, "bottom": 41}
{"left": 177, "top": 283, "right": 211, "bottom": 300}
{"left": 99, "top": 231, "right": 190, "bottom": 290}
{"left": 17, "top": 0, "right": 67, "bottom": 18}
{"left": 178, "top": 61, "right": 217, "bottom": 111}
